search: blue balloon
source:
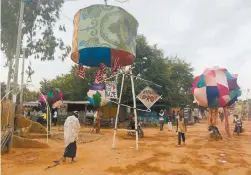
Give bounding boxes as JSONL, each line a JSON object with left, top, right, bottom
{"left": 87, "top": 97, "right": 95, "bottom": 106}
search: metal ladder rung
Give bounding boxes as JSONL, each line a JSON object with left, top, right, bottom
{"left": 115, "top": 129, "right": 136, "bottom": 132}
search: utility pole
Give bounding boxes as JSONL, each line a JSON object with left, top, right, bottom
{"left": 247, "top": 89, "right": 250, "bottom": 121}
{"left": 6, "top": 58, "right": 13, "bottom": 100}
{"left": 20, "top": 48, "right": 27, "bottom": 112}
{"left": 9, "top": 0, "right": 25, "bottom": 152}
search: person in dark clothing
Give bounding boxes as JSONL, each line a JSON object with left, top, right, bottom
{"left": 167, "top": 113, "right": 173, "bottom": 131}
{"left": 129, "top": 112, "right": 136, "bottom": 130}
{"left": 52, "top": 108, "right": 58, "bottom": 126}
{"left": 159, "top": 110, "right": 165, "bottom": 131}
{"left": 208, "top": 125, "right": 222, "bottom": 139}
{"left": 171, "top": 111, "right": 175, "bottom": 122}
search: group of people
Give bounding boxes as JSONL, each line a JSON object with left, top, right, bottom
{"left": 158, "top": 110, "right": 176, "bottom": 131}
{"left": 54, "top": 107, "right": 247, "bottom": 164}
{"left": 23, "top": 108, "right": 59, "bottom": 126}
{"left": 61, "top": 110, "right": 188, "bottom": 164}
{"left": 159, "top": 110, "right": 186, "bottom": 147}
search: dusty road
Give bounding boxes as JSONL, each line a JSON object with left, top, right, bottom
{"left": 1, "top": 121, "right": 251, "bottom": 175}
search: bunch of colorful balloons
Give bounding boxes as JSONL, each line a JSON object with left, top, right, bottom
{"left": 87, "top": 84, "right": 111, "bottom": 109}
{"left": 39, "top": 87, "right": 63, "bottom": 110}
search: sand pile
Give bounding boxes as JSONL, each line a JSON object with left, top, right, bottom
{"left": 13, "top": 135, "right": 49, "bottom": 148}
{"left": 15, "top": 114, "right": 47, "bottom": 134}
{"left": 12, "top": 115, "right": 49, "bottom": 148}
{"left": 30, "top": 122, "right": 47, "bottom": 134}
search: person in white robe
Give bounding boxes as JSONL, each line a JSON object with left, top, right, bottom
{"left": 63, "top": 111, "right": 80, "bottom": 163}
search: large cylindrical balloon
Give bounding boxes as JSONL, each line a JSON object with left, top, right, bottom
{"left": 71, "top": 4, "right": 139, "bottom": 67}
{"left": 191, "top": 66, "right": 241, "bottom": 108}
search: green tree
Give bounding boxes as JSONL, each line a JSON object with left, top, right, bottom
{"left": 121, "top": 35, "right": 194, "bottom": 107}
{"left": 164, "top": 57, "right": 194, "bottom": 107}
{"left": 1, "top": 0, "right": 70, "bottom": 97}
{"left": 23, "top": 87, "right": 40, "bottom": 102}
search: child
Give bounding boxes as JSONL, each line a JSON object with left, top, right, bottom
{"left": 52, "top": 109, "right": 58, "bottom": 126}
{"left": 159, "top": 110, "right": 165, "bottom": 131}
{"left": 167, "top": 113, "right": 172, "bottom": 131}
{"left": 177, "top": 111, "right": 186, "bottom": 147}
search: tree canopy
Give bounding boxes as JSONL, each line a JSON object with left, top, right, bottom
{"left": 1, "top": 0, "right": 70, "bottom": 62}
{"left": 41, "top": 35, "right": 194, "bottom": 107}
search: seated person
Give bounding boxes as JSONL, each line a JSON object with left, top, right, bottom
{"left": 234, "top": 115, "right": 242, "bottom": 132}
{"left": 208, "top": 125, "right": 222, "bottom": 139}
{"left": 129, "top": 113, "right": 139, "bottom": 130}
{"left": 129, "top": 113, "right": 135, "bottom": 129}
{"left": 37, "top": 112, "right": 47, "bottom": 125}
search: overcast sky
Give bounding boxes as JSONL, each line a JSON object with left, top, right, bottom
{"left": 1, "top": 0, "right": 251, "bottom": 98}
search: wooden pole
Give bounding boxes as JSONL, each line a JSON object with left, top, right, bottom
{"left": 96, "top": 108, "right": 101, "bottom": 133}
{"left": 6, "top": 57, "right": 13, "bottom": 100}
{"left": 46, "top": 105, "right": 49, "bottom": 143}
{"left": 223, "top": 107, "right": 231, "bottom": 137}
{"left": 20, "top": 48, "right": 26, "bottom": 113}
{"left": 0, "top": 83, "right": 2, "bottom": 130}
{"left": 84, "top": 104, "right": 87, "bottom": 127}
{"left": 9, "top": 0, "right": 25, "bottom": 153}
{"left": 246, "top": 89, "right": 249, "bottom": 121}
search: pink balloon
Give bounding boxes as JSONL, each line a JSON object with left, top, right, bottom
{"left": 39, "top": 94, "right": 48, "bottom": 102}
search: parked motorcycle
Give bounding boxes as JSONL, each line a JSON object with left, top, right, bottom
{"left": 126, "top": 121, "right": 144, "bottom": 138}
{"left": 234, "top": 120, "right": 242, "bottom": 136}
{"left": 208, "top": 125, "right": 222, "bottom": 139}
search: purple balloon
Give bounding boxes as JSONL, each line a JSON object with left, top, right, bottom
{"left": 227, "top": 78, "right": 240, "bottom": 91}
{"left": 89, "top": 84, "right": 105, "bottom": 91}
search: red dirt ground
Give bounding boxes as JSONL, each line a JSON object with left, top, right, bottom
{"left": 1, "top": 121, "right": 251, "bottom": 175}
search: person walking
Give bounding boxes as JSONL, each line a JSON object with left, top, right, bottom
{"left": 63, "top": 111, "right": 81, "bottom": 163}
{"left": 176, "top": 111, "right": 186, "bottom": 147}
{"left": 159, "top": 110, "right": 165, "bottom": 131}
{"left": 167, "top": 113, "right": 173, "bottom": 131}
{"left": 52, "top": 109, "right": 58, "bottom": 126}
{"left": 172, "top": 111, "right": 176, "bottom": 122}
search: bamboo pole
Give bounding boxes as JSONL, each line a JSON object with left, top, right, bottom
{"left": 112, "top": 73, "right": 125, "bottom": 148}
{"left": 130, "top": 69, "right": 139, "bottom": 150}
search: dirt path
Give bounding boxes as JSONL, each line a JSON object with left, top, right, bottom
{"left": 1, "top": 121, "right": 251, "bottom": 175}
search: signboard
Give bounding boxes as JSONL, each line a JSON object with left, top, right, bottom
{"left": 184, "top": 108, "right": 190, "bottom": 119}
{"left": 137, "top": 86, "right": 161, "bottom": 109}
{"left": 105, "top": 81, "right": 117, "bottom": 99}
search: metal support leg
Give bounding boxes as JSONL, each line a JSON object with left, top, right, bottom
{"left": 130, "top": 69, "right": 138, "bottom": 150}
{"left": 112, "top": 74, "right": 125, "bottom": 149}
